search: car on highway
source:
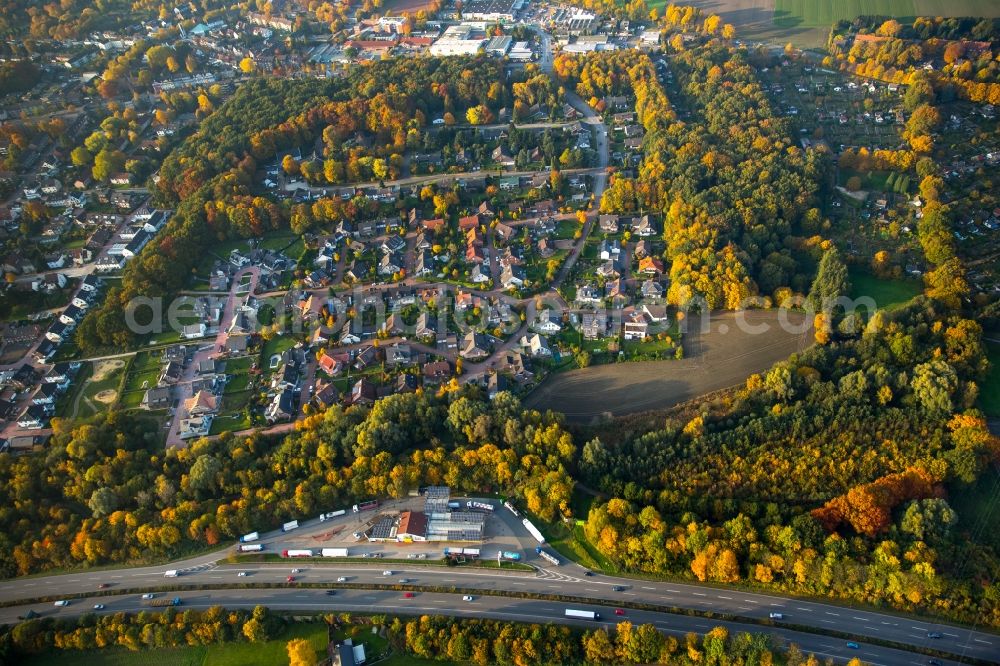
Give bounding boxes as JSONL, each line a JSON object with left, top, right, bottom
{"left": 326, "top": 590, "right": 336, "bottom": 596}
{"left": 291, "top": 568, "right": 301, "bottom": 574}
{"left": 769, "top": 612, "right": 784, "bottom": 619}
{"left": 614, "top": 609, "right": 625, "bottom": 616}
{"left": 141, "top": 593, "right": 155, "bottom": 599}
{"left": 382, "top": 570, "right": 392, "bottom": 576}
{"left": 926, "top": 632, "right": 941, "bottom": 639}
{"left": 237, "top": 571, "right": 248, "bottom": 577}
{"left": 612, "top": 586, "right": 624, "bottom": 592}
{"left": 583, "top": 571, "right": 594, "bottom": 576}
{"left": 927, "top": 660, "right": 942, "bottom": 666}
{"left": 97, "top": 583, "right": 109, "bottom": 589}
{"left": 462, "top": 595, "right": 474, "bottom": 601}
{"left": 54, "top": 600, "right": 70, "bottom": 607}
{"left": 286, "top": 576, "right": 295, "bottom": 583}
{"left": 337, "top": 577, "right": 348, "bottom": 582}
{"left": 407, "top": 553, "right": 417, "bottom": 559}
{"left": 93, "top": 604, "right": 105, "bottom": 610}
{"left": 403, "top": 592, "right": 415, "bottom": 598}
{"left": 846, "top": 642, "right": 859, "bottom": 649}
{"left": 399, "top": 578, "right": 410, "bottom": 583}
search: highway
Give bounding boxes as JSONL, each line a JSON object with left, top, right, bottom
{"left": 0, "top": 588, "right": 973, "bottom": 666}
{"left": 0, "top": 507, "right": 996, "bottom": 664}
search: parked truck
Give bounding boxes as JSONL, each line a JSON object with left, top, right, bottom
{"left": 522, "top": 518, "right": 545, "bottom": 544}
{"left": 353, "top": 500, "right": 378, "bottom": 513}
{"left": 239, "top": 532, "right": 259, "bottom": 543}
{"left": 565, "top": 609, "right": 599, "bottom": 620}
{"left": 163, "top": 570, "right": 179, "bottom": 577}
{"left": 148, "top": 597, "right": 182, "bottom": 607}
{"left": 283, "top": 549, "right": 314, "bottom": 558}
{"left": 536, "top": 546, "right": 560, "bottom": 566}
{"left": 321, "top": 548, "right": 349, "bottom": 557}
{"left": 467, "top": 501, "right": 495, "bottom": 512}
{"left": 238, "top": 544, "right": 264, "bottom": 552}
{"left": 281, "top": 520, "right": 299, "bottom": 532}
{"left": 319, "top": 510, "right": 346, "bottom": 522}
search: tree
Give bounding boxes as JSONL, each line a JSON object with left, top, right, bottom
{"left": 239, "top": 57, "right": 256, "bottom": 74}
{"left": 911, "top": 359, "right": 958, "bottom": 415}
{"left": 808, "top": 247, "right": 850, "bottom": 312}
{"left": 88, "top": 487, "right": 118, "bottom": 517}
{"left": 188, "top": 454, "right": 222, "bottom": 493}
{"left": 846, "top": 176, "right": 862, "bottom": 191}
{"left": 287, "top": 638, "right": 317, "bottom": 666}
{"left": 92, "top": 148, "right": 125, "bottom": 181}
{"left": 901, "top": 498, "right": 958, "bottom": 543}
{"left": 70, "top": 146, "right": 92, "bottom": 167}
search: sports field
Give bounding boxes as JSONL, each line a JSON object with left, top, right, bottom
{"left": 774, "top": 0, "right": 1000, "bottom": 29}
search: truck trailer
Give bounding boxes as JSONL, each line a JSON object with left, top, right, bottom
{"left": 238, "top": 544, "right": 264, "bottom": 552}
{"left": 321, "top": 548, "right": 349, "bottom": 557}
{"left": 522, "top": 518, "right": 545, "bottom": 544}
{"left": 319, "top": 510, "right": 346, "bottom": 522}
{"left": 148, "top": 597, "right": 182, "bottom": 607}
{"left": 239, "top": 532, "right": 259, "bottom": 543}
{"left": 536, "top": 546, "right": 560, "bottom": 566}
{"left": 283, "top": 549, "right": 314, "bottom": 558}
{"left": 565, "top": 609, "right": 599, "bottom": 620}
{"left": 281, "top": 520, "right": 299, "bottom": 532}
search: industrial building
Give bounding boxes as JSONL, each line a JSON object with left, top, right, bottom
{"left": 369, "top": 486, "right": 484, "bottom": 543}
{"left": 430, "top": 25, "right": 487, "bottom": 56}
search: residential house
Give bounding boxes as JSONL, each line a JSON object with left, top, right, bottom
{"left": 141, "top": 386, "right": 172, "bottom": 410}
{"left": 492, "top": 146, "right": 515, "bottom": 168}
{"left": 379, "top": 253, "right": 403, "bottom": 276}
{"left": 501, "top": 264, "right": 526, "bottom": 289}
{"left": 640, "top": 279, "right": 664, "bottom": 300}
{"left": 496, "top": 350, "right": 532, "bottom": 383}
{"left": 458, "top": 214, "right": 480, "bottom": 231}
{"left": 632, "top": 215, "right": 658, "bottom": 236}
{"left": 395, "top": 373, "right": 418, "bottom": 394}
{"left": 461, "top": 331, "right": 491, "bottom": 359}
{"left": 532, "top": 309, "right": 562, "bottom": 334}
{"left": 348, "top": 377, "right": 377, "bottom": 406}
{"left": 520, "top": 332, "right": 552, "bottom": 357}
{"left": 385, "top": 343, "right": 413, "bottom": 368}
{"left": 633, "top": 239, "right": 650, "bottom": 259}
{"left": 494, "top": 222, "right": 515, "bottom": 242}
{"left": 184, "top": 391, "right": 218, "bottom": 417}
{"left": 181, "top": 323, "right": 207, "bottom": 339}
{"left": 415, "top": 312, "right": 437, "bottom": 339}
{"left": 423, "top": 360, "right": 452, "bottom": 383}
{"left": 265, "top": 388, "right": 296, "bottom": 423}
{"left": 487, "top": 373, "right": 509, "bottom": 399}
{"left": 470, "top": 264, "right": 490, "bottom": 283}
{"left": 581, "top": 312, "right": 607, "bottom": 339}
{"left": 576, "top": 284, "right": 603, "bottom": 307}
{"left": 312, "top": 382, "right": 340, "bottom": 410}
{"left": 638, "top": 256, "right": 664, "bottom": 275}
{"left": 623, "top": 309, "right": 649, "bottom": 340}
{"left": 599, "top": 214, "right": 619, "bottom": 233}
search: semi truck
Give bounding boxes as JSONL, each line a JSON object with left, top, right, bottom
{"left": 283, "top": 549, "right": 314, "bottom": 558}
{"left": 321, "top": 548, "right": 349, "bottom": 557}
{"left": 148, "top": 597, "right": 182, "bottom": 607}
{"left": 281, "top": 520, "right": 299, "bottom": 532}
{"left": 319, "top": 509, "right": 346, "bottom": 522}
{"left": 163, "top": 570, "right": 179, "bottom": 577}
{"left": 522, "top": 518, "right": 545, "bottom": 544}
{"left": 565, "top": 609, "right": 599, "bottom": 620}
{"left": 467, "top": 501, "right": 494, "bottom": 512}
{"left": 503, "top": 500, "right": 519, "bottom": 516}
{"left": 237, "top": 544, "right": 264, "bottom": 552}
{"left": 239, "top": 532, "right": 259, "bottom": 543}
{"left": 353, "top": 500, "right": 378, "bottom": 513}
{"left": 536, "top": 546, "right": 560, "bottom": 566}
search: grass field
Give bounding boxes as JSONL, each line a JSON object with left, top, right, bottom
{"left": 21, "top": 621, "right": 327, "bottom": 666}
{"left": 774, "top": 0, "right": 1000, "bottom": 28}
{"left": 980, "top": 342, "right": 1000, "bottom": 417}
{"left": 949, "top": 466, "right": 1000, "bottom": 553}
{"left": 848, "top": 268, "right": 922, "bottom": 311}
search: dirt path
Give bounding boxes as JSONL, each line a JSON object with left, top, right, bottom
{"left": 524, "top": 311, "right": 813, "bottom": 423}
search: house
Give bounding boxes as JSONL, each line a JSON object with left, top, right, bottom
{"left": 353, "top": 345, "right": 377, "bottom": 370}
{"left": 179, "top": 416, "right": 213, "bottom": 439}
{"left": 378, "top": 253, "right": 403, "bottom": 276}
{"left": 458, "top": 214, "right": 480, "bottom": 231}
{"left": 641, "top": 279, "right": 664, "bottom": 300}
{"left": 141, "top": 386, "right": 173, "bottom": 410}
{"left": 18, "top": 404, "right": 50, "bottom": 429}
{"left": 45, "top": 320, "right": 68, "bottom": 343}
{"left": 415, "top": 312, "right": 437, "bottom": 339}
{"left": 494, "top": 222, "right": 515, "bottom": 242}
{"left": 497, "top": 350, "right": 532, "bottom": 382}
{"left": 599, "top": 214, "right": 619, "bottom": 233}
{"left": 581, "top": 312, "right": 607, "bottom": 339}
{"left": 532, "top": 309, "right": 562, "bottom": 334}
{"left": 395, "top": 373, "right": 418, "bottom": 394}
{"left": 318, "top": 352, "right": 343, "bottom": 376}
{"left": 478, "top": 201, "right": 495, "bottom": 219}
{"left": 487, "top": 372, "right": 509, "bottom": 399}
{"left": 595, "top": 260, "right": 621, "bottom": 279}
{"left": 520, "top": 332, "right": 552, "bottom": 357}
{"left": 423, "top": 360, "right": 452, "bottom": 383}
{"left": 501, "top": 265, "right": 526, "bottom": 289}
{"left": 538, "top": 238, "right": 554, "bottom": 258}
{"left": 381, "top": 235, "right": 406, "bottom": 255}
{"left": 633, "top": 215, "right": 658, "bottom": 237}
{"left": 461, "top": 331, "right": 491, "bottom": 359}
{"left": 32, "top": 382, "right": 61, "bottom": 406}
{"left": 599, "top": 239, "right": 621, "bottom": 261}
{"left": 184, "top": 391, "right": 218, "bottom": 416}
{"left": 638, "top": 256, "right": 664, "bottom": 275}
{"left": 385, "top": 343, "right": 413, "bottom": 368}
{"left": 224, "top": 333, "right": 250, "bottom": 355}
{"left": 634, "top": 239, "right": 650, "bottom": 259}
{"left": 312, "top": 382, "right": 340, "bottom": 409}
{"left": 265, "top": 388, "right": 296, "bottom": 423}
{"left": 576, "top": 284, "right": 603, "bottom": 307}
{"left": 421, "top": 218, "right": 446, "bottom": 232}
{"left": 492, "top": 146, "right": 515, "bottom": 168}
{"left": 397, "top": 510, "right": 427, "bottom": 541}
{"left": 623, "top": 309, "right": 649, "bottom": 340}
{"left": 181, "top": 323, "right": 207, "bottom": 339}
{"left": 348, "top": 378, "right": 377, "bottom": 406}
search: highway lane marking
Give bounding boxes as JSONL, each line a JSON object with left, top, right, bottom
{"left": 738, "top": 606, "right": 753, "bottom": 611}
{"left": 907, "top": 634, "right": 925, "bottom": 640}
{"left": 512, "top": 582, "right": 525, "bottom": 586}
{"left": 585, "top": 589, "right": 598, "bottom": 592}
{"left": 825, "top": 612, "right": 840, "bottom": 617}
{"left": 717, "top": 595, "right": 732, "bottom": 600}
{"left": 641, "top": 586, "right": 655, "bottom": 590}
{"left": 943, "top": 632, "right": 958, "bottom": 638}
{"left": 665, "top": 589, "right": 680, "bottom": 593}
{"left": 796, "top": 607, "right": 812, "bottom": 612}
{"left": 691, "top": 592, "right": 706, "bottom": 597}
{"left": 622, "top": 592, "right": 636, "bottom": 596}
{"left": 853, "top": 616, "right": 866, "bottom": 620}
{"left": 973, "top": 639, "right": 993, "bottom": 645}
{"left": 820, "top": 620, "right": 835, "bottom": 624}
{"left": 864, "top": 626, "right": 880, "bottom": 632}
{"left": 743, "top": 599, "right": 759, "bottom": 604}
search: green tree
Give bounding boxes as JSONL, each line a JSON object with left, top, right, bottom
{"left": 900, "top": 498, "right": 958, "bottom": 543}
{"left": 808, "top": 247, "right": 850, "bottom": 312}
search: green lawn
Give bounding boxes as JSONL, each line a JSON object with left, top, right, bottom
{"left": 949, "top": 466, "right": 1000, "bottom": 553}
{"left": 224, "top": 356, "right": 253, "bottom": 373}
{"left": 209, "top": 390, "right": 253, "bottom": 435}
{"left": 774, "top": 0, "right": 1000, "bottom": 28}
{"left": 21, "top": 621, "right": 327, "bottom": 666}
{"left": 224, "top": 373, "right": 251, "bottom": 394}
{"left": 262, "top": 336, "right": 297, "bottom": 367}
{"left": 980, "top": 342, "right": 1000, "bottom": 417}
{"left": 848, "top": 267, "right": 922, "bottom": 311}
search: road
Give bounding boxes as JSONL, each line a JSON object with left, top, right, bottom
{"left": 2, "top": 588, "right": 973, "bottom": 666}
{"left": 0, "top": 506, "right": 996, "bottom": 663}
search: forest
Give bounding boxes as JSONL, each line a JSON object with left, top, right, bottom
{"left": 558, "top": 46, "right": 825, "bottom": 310}
{"left": 0, "top": 389, "right": 574, "bottom": 576}
{"left": 578, "top": 298, "right": 999, "bottom": 626}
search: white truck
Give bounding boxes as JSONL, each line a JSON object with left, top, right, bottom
{"left": 238, "top": 544, "right": 264, "bottom": 552}
{"left": 565, "top": 609, "right": 600, "bottom": 620}
{"left": 281, "top": 520, "right": 299, "bottom": 532}
{"left": 321, "top": 548, "right": 349, "bottom": 557}
{"left": 239, "top": 531, "right": 259, "bottom": 543}
{"left": 164, "top": 570, "right": 179, "bottom": 577}
{"left": 319, "top": 510, "right": 346, "bottom": 522}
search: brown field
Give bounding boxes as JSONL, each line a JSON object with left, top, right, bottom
{"left": 382, "top": 0, "right": 435, "bottom": 14}
{"left": 524, "top": 310, "right": 812, "bottom": 424}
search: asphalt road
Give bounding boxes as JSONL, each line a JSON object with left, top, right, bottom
{"left": 0, "top": 588, "right": 971, "bottom": 666}
{"left": 1, "top": 508, "right": 996, "bottom": 664}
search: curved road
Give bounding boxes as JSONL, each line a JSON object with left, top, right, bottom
{"left": 0, "top": 506, "right": 996, "bottom": 664}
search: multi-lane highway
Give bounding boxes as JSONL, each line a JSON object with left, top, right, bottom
{"left": 0, "top": 588, "right": 978, "bottom": 666}
{"left": 1, "top": 506, "right": 997, "bottom": 664}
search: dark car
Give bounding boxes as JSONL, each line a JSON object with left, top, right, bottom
{"left": 612, "top": 585, "right": 624, "bottom": 592}
{"left": 583, "top": 571, "right": 594, "bottom": 577}
{"left": 98, "top": 583, "right": 109, "bottom": 589}
{"left": 926, "top": 632, "right": 942, "bottom": 639}
{"left": 326, "top": 590, "right": 336, "bottom": 596}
